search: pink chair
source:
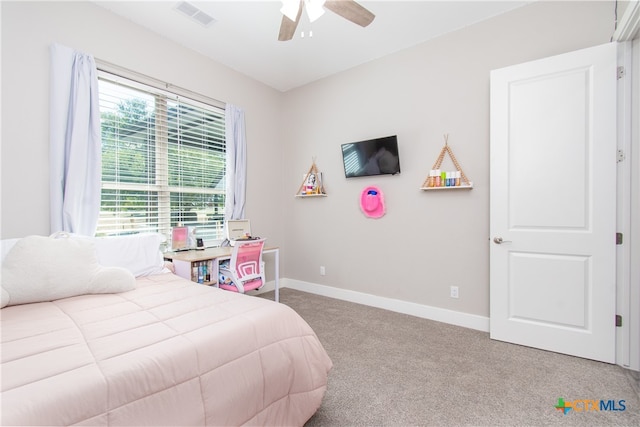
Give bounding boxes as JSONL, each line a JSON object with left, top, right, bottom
{"left": 219, "top": 238, "right": 266, "bottom": 294}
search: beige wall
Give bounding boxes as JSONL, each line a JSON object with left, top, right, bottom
{"left": 281, "top": 1, "right": 615, "bottom": 317}
{"left": 1, "top": 1, "right": 615, "bottom": 319}
{"left": 0, "top": 0, "right": 285, "bottom": 251}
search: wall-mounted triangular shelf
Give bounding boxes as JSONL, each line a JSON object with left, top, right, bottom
{"left": 420, "top": 134, "right": 473, "bottom": 190}
{"left": 295, "top": 159, "right": 327, "bottom": 198}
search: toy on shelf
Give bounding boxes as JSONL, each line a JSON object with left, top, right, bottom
{"left": 421, "top": 134, "right": 473, "bottom": 190}
{"left": 296, "top": 158, "right": 327, "bottom": 197}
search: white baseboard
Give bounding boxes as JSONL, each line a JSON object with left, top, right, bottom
{"left": 278, "top": 278, "right": 489, "bottom": 332}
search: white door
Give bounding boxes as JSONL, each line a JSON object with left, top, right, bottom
{"left": 489, "top": 42, "right": 618, "bottom": 363}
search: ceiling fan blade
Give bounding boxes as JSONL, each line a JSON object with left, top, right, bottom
{"left": 278, "top": 0, "right": 304, "bottom": 41}
{"left": 325, "top": 0, "right": 375, "bottom": 27}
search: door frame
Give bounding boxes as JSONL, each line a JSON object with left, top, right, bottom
{"left": 613, "top": 0, "right": 639, "bottom": 371}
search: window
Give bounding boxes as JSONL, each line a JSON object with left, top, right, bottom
{"left": 97, "top": 71, "right": 226, "bottom": 246}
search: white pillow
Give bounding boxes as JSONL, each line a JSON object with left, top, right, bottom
{"left": 1, "top": 238, "right": 20, "bottom": 263}
{"left": 1, "top": 238, "right": 22, "bottom": 307}
{"left": 1, "top": 287, "right": 9, "bottom": 308}
{"left": 63, "top": 232, "right": 165, "bottom": 277}
{"left": 92, "top": 233, "right": 165, "bottom": 277}
{"left": 1, "top": 235, "right": 135, "bottom": 308}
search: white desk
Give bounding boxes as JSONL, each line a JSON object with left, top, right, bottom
{"left": 164, "top": 246, "right": 280, "bottom": 302}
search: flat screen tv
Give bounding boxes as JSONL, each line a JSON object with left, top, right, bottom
{"left": 341, "top": 135, "right": 401, "bottom": 178}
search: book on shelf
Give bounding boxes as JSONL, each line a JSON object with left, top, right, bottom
{"left": 191, "top": 260, "right": 214, "bottom": 284}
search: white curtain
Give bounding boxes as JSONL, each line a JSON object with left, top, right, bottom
{"left": 49, "top": 43, "right": 102, "bottom": 236}
{"left": 224, "top": 104, "right": 247, "bottom": 220}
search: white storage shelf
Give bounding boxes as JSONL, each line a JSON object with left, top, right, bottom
{"left": 420, "top": 182, "right": 473, "bottom": 191}
{"left": 296, "top": 160, "right": 326, "bottom": 198}
{"left": 295, "top": 193, "right": 328, "bottom": 198}
{"left": 421, "top": 136, "right": 474, "bottom": 192}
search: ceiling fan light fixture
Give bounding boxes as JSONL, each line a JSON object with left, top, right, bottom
{"left": 278, "top": 0, "right": 374, "bottom": 42}
{"left": 305, "top": 0, "right": 326, "bottom": 23}
{"left": 280, "top": 0, "right": 300, "bottom": 21}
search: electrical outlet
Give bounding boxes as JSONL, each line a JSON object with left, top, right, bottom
{"left": 450, "top": 286, "right": 459, "bottom": 299}
{"left": 320, "top": 266, "right": 326, "bottom": 276}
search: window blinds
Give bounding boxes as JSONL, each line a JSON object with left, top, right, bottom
{"left": 97, "top": 73, "right": 226, "bottom": 244}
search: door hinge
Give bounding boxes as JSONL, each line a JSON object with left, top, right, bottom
{"left": 617, "top": 66, "right": 625, "bottom": 80}
{"left": 617, "top": 149, "right": 625, "bottom": 163}
{"left": 616, "top": 232, "right": 623, "bottom": 245}
{"left": 616, "top": 315, "right": 622, "bottom": 327}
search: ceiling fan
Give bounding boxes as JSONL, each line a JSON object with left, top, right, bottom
{"left": 278, "top": 0, "right": 375, "bottom": 41}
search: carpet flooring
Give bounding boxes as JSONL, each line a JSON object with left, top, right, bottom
{"left": 261, "top": 288, "right": 640, "bottom": 426}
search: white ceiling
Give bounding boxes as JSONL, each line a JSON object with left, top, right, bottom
{"left": 93, "top": 1, "right": 529, "bottom": 92}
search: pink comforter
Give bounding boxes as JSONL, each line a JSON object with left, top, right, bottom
{"left": 1, "top": 273, "right": 332, "bottom": 426}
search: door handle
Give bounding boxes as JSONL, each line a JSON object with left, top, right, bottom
{"left": 493, "top": 237, "right": 512, "bottom": 244}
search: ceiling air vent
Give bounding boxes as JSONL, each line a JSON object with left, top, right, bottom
{"left": 174, "top": 1, "right": 217, "bottom": 27}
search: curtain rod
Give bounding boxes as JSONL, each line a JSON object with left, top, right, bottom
{"left": 95, "top": 58, "right": 226, "bottom": 110}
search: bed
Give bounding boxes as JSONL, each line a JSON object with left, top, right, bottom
{"left": 0, "top": 234, "right": 332, "bottom": 426}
